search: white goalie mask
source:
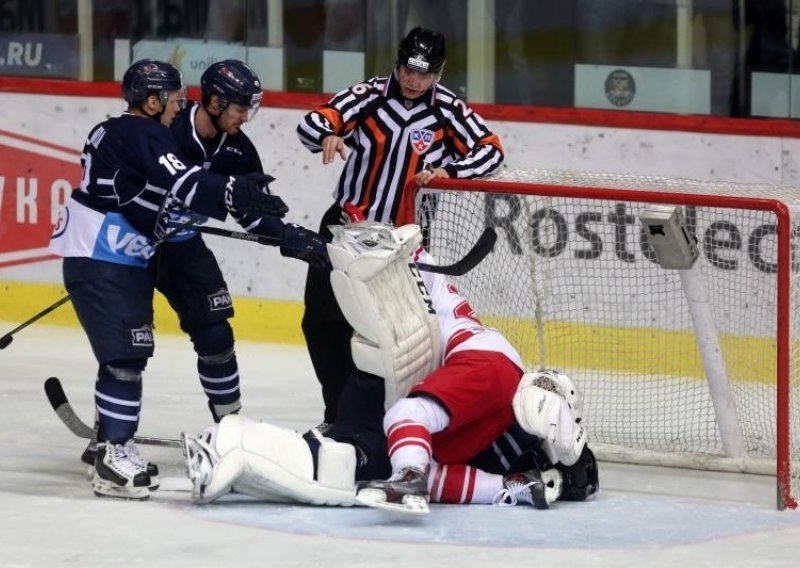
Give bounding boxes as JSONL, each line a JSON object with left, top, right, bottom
{"left": 527, "top": 369, "right": 584, "bottom": 422}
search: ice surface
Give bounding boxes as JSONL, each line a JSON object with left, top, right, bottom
{"left": 1, "top": 323, "right": 798, "bottom": 567}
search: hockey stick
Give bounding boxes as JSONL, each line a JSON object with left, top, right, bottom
{"left": 43, "top": 377, "right": 182, "bottom": 448}
{"left": 189, "top": 224, "right": 497, "bottom": 277}
{"left": 0, "top": 215, "right": 201, "bottom": 351}
{"left": 185, "top": 224, "right": 282, "bottom": 246}
{"left": 0, "top": 295, "right": 72, "bottom": 350}
{"left": 416, "top": 227, "right": 497, "bottom": 276}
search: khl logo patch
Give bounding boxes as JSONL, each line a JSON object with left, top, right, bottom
{"left": 410, "top": 129, "right": 434, "bottom": 155}
{"left": 208, "top": 289, "right": 232, "bottom": 311}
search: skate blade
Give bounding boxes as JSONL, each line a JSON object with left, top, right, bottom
{"left": 87, "top": 465, "right": 159, "bottom": 490}
{"left": 92, "top": 478, "right": 150, "bottom": 501}
{"left": 356, "top": 488, "right": 430, "bottom": 515}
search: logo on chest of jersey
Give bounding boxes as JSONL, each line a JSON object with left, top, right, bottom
{"left": 410, "top": 129, "right": 434, "bottom": 155}
{"left": 131, "top": 325, "right": 154, "bottom": 347}
{"left": 225, "top": 146, "right": 243, "bottom": 156}
{"left": 208, "top": 289, "right": 232, "bottom": 311}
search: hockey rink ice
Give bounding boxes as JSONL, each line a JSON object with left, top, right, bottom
{"left": 2, "top": 323, "right": 799, "bottom": 567}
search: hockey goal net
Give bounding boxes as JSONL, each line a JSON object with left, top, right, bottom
{"left": 418, "top": 167, "right": 800, "bottom": 510}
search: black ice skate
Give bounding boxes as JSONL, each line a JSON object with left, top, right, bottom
{"left": 84, "top": 439, "right": 159, "bottom": 489}
{"left": 356, "top": 466, "right": 430, "bottom": 515}
{"left": 91, "top": 441, "right": 151, "bottom": 500}
{"left": 493, "top": 468, "right": 563, "bottom": 509}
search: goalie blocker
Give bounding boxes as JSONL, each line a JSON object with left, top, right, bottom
{"left": 326, "top": 222, "right": 442, "bottom": 408}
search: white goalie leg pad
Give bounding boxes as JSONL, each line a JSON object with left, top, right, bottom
{"left": 184, "top": 415, "right": 248, "bottom": 504}
{"left": 513, "top": 377, "right": 587, "bottom": 467}
{"left": 328, "top": 222, "right": 442, "bottom": 407}
{"left": 316, "top": 434, "right": 357, "bottom": 492}
{"left": 232, "top": 421, "right": 357, "bottom": 506}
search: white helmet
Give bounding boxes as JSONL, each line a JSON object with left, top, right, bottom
{"left": 526, "top": 369, "right": 584, "bottom": 422}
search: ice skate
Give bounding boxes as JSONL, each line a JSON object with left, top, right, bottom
{"left": 123, "top": 439, "right": 160, "bottom": 490}
{"left": 356, "top": 466, "right": 430, "bottom": 515}
{"left": 493, "top": 468, "right": 563, "bottom": 509}
{"left": 83, "top": 438, "right": 159, "bottom": 489}
{"left": 91, "top": 441, "right": 151, "bottom": 500}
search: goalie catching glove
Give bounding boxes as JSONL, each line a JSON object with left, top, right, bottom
{"left": 512, "top": 369, "right": 587, "bottom": 466}
{"left": 224, "top": 173, "right": 288, "bottom": 218}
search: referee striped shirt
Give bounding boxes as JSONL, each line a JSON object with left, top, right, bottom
{"left": 297, "top": 73, "right": 504, "bottom": 225}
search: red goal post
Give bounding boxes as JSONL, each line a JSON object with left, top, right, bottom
{"left": 418, "top": 167, "right": 800, "bottom": 510}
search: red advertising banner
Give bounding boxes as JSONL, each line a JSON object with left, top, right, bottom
{"left": 0, "top": 129, "right": 81, "bottom": 268}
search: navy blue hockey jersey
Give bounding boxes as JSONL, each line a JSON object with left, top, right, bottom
{"left": 50, "top": 112, "right": 236, "bottom": 266}
{"left": 74, "top": 112, "right": 232, "bottom": 236}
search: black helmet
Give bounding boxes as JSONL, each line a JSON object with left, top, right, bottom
{"left": 201, "top": 59, "right": 263, "bottom": 115}
{"left": 396, "top": 27, "right": 446, "bottom": 74}
{"left": 122, "top": 59, "right": 184, "bottom": 107}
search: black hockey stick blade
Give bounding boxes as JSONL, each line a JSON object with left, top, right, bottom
{"left": 43, "top": 377, "right": 182, "bottom": 448}
{"left": 416, "top": 227, "right": 497, "bottom": 276}
{"left": 44, "top": 376, "right": 96, "bottom": 438}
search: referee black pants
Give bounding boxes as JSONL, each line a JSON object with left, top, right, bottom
{"left": 302, "top": 203, "right": 354, "bottom": 422}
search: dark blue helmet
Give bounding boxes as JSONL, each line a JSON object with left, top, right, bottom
{"left": 396, "top": 27, "right": 446, "bottom": 75}
{"left": 201, "top": 60, "right": 263, "bottom": 116}
{"left": 122, "top": 59, "right": 184, "bottom": 108}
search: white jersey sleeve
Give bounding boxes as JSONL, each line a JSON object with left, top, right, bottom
{"left": 412, "top": 247, "right": 524, "bottom": 370}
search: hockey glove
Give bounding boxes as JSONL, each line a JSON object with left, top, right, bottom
{"left": 280, "top": 223, "right": 331, "bottom": 269}
{"left": 225, "top": 173, "right": 288, "bottom": 218}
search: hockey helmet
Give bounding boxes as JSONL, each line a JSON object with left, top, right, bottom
{"left": 201, "top": 59, "right": 263, "bottom": 119}
{"left": 122, "top": 59, "right": 185, "bottom": 109}
{"left": 396, "top": 26, "right": 446, "bottom": 75}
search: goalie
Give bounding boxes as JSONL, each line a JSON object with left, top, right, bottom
{"left": 181, "top": 220, "right": 598, "bottom": 513}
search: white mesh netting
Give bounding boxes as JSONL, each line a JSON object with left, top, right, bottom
{"left": 416, "top": 166, "right": 800, "bottom": 509}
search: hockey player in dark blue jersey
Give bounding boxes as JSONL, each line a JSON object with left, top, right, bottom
{"left": 49, "top": 59, "right": 291, "bottom": 500}
{"left": 153, "top": 60, "right": 327, "bottom": 438}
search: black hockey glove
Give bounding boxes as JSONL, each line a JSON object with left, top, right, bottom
{"left": 280, "top": 223, "right": 331, "bottom": 270}
{"left": 225, "top": 173, "right": 288, "bottom": 219}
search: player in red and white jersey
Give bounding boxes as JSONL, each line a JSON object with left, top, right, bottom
{"left": 408, "top": 245, "right": 525, "bottom": 465}
{"left": 320, "top": 218, "right": 593, "bottom": 513}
